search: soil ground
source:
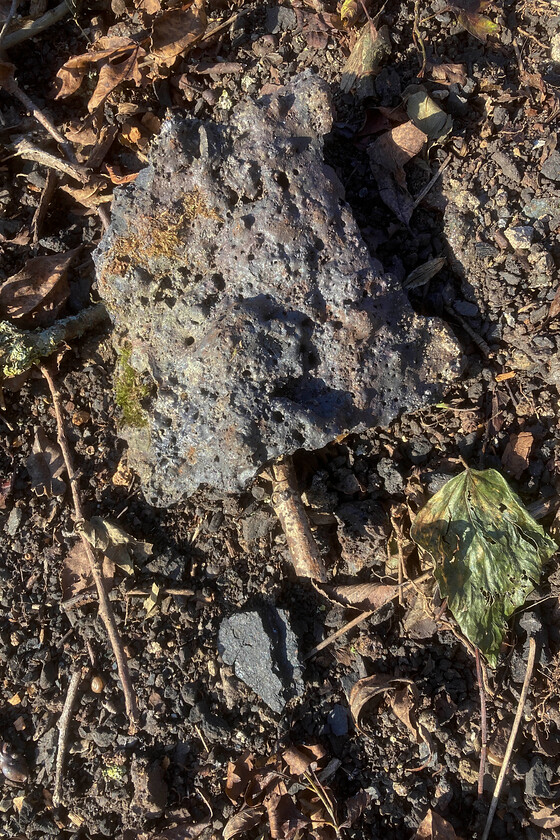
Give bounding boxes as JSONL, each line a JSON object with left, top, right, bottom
{"left": 0, "top": 1, "right": 560, "bottom": 838}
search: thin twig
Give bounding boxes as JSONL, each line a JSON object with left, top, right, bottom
{"left": 53, "top": 665, "right": 87, "bottom": 807}
{"left": 40, "top": 363, "right": 140, "bottom": 731}
{"left": 0, "top": 0, "right": 19, "bottom": 50}
{"left": 476, "top": 648, "right": 488, "bottom": 798}
{"left": 481, "top": 637, "right": 538, "bottom": 840}
{"left": 11, "top": 138, "right": 88, "bottom": 182}
{"left": 305, "top": 571, "right": 432, "bottom": 659}
{"left": 1, "top": 0, "right": 72, "bottom": 51}
{"left": 271, "top": 455, "right": 327, "bottom": 582}
{"left": 411, "top": 152, "right": 452, "bottom": 211}
{"left": 3, "top": 79, "right": 77, "bottom": 163}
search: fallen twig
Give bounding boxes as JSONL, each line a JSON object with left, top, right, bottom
{"left": 481, "top": 637, "right": 538, "bottom": 840}
{"left": 41, "top": 363, "right": 140, "bottom": 731}
{"left": 2, "top": 78, "right": 77, "bottom": 164}
{"left": 31, "top": 169, "right": 58, "bottom": 244}
{"left": 271, "top": 455, "right": 327, "bottom": 582}
{"left": 11, "top": 137, "right": 88, "bottom": 183}
{"left": 1, "top": 0, "right": 72, "bottom": 51}
{"left": 411, "top": 152, "right": 452, "bottom": 211}
{"left": 0, "top": 0, "right": 19, "bottom": 50}
{"left": 1, "top": 303, "right": 109, "bottom": 380}
{"left": 53, "top": 665, "right": 87, "bottom": 807}
{"left": 475, "top": 647, "right": 488, "bottom": 798}
{"left": 305, "top": 571, "right": 432, "bottom": 659}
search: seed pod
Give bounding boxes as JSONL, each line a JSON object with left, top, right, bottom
{"left": 91, "top": 675, "right": 105, "bottom": 694}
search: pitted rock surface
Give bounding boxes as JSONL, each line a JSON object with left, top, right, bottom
{"left": 95, "top": 72, "right": 460, "bottom": 506}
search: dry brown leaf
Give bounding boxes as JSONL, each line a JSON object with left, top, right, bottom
{"left": 368, "top": 120, "right": 427, "bottom": 224}
{"left": 426, "top": 61, "right": 467, "bottom": 86}
{"left": 54, "top": 38, "right": 147, "bottom": 112}
{"left": 89, "top": 45, "right": 146, "bottom": 112}
{"left": 135, "top": 0, "right": 161, "bottom": 15}
{"left": 0, "top": 248, "right": 79, "bottom": 328}
{"left": 26, "top": 427, "right": 66, "bottom": 498}
{"left": 402, "top": 589, "right": 438, "bottom": 640}
{"left": 412, "top": 809, "right": 462, "bottom": 839}
{"left": 61, "top": 541, "right": 115, "bottom": 600}
{"left": 340, "top": 22, "right": 391, "bottom": 93}
{"left": 225, "top": 752, "right": 255, "bottom": 804}
{"left": 370, "top": 120, "right": 427, "bottom": 171}
{"left": 339, "top": 789, "right": 370, "bottom": 829}
{"left": 282, "top": 743, "right": 326, "bottom": 776}
{"left": 529, "top": 805, "right": 560, "bottom": 829}
{"left": 339, "top": 0, "right": 373, "bottom": 27}
{"left": 502, "top": 431, "right": 534, "bottom": 479}
{"left": 151, "top": 1, "right": 207, "bottom": 64}
{"left": 349, "top": 674, "right": 410, "bottom": 732}
{"left": 223, "top": 806, "right": 266, "bottom": 840}
{"left": 104, "top": 163, "right": 140, "bottom": 185}
{"left": 321, "top": 582, "right": 399, "bottom": 610}
{"left": 59, "top": 182, "right": 113, "bottom": 209}
{"left": 265, "top": 785, "right": 308, "bottom": 840}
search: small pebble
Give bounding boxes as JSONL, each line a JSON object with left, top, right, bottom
{"left": 504, "top": 226, "right": 534, "bottom": 250}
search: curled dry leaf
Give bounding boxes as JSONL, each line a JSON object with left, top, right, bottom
{"left": 282, "top": 743, "right": 327, "bottom": 776}
{"left": 225, "top": 752, "right": 255, "bottom": 804}
{"left": 54, "top": 38, "right": 147, "bottom": 113}
{"left": 529, "top": 805, "right": 560, "bottom": 830}
{"left": 266, "top": 784, "right": 308, "bottom": 840}
{"left": 0, "top": 248, "right": 80, "bottom": 329}
{"left": 349, "top": 674, "right": 412, "bottom": 733}
{"left": 79, "top": 515, "right": 152, "bottom": 575}
{"left": 223, "top": 806, "right": 266, "bottom": 840}
{"left": 368, "top": 120, "right": 427, "bottom": 224}
{"left": 349, "top": 674, "right": 434, "bottom": 769}
{"left": 339, "top": 0, "right": 374, "bottom": 27}
{"left": 26, "top": 427, "right": 66, "bottom": 497}
{"left": 321, "top": 581, "right": 399, "bottom": 610}
{"left": 339, "top": 789, "right": 371, "bottom": 829}
{"left": 151, "top": 0, "right": 207, "bottom": 65}
{"left": 412, "top": 809, "right": 461, "bottom": 839}
{"left": 501, "top": 430, "right": 534, "bottom": 479}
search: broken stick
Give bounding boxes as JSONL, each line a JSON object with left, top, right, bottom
{"left": 271, "top": 455, "right": 327, "bottom": 582}
{"left": 41, "top": 363, "right": 140, "bottom": 731}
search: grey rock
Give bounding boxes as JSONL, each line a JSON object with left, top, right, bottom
{"left": 525, "top": 757, "right": 553, "bottom": 800}
{"left": 218, "top": 607, "right": 303, "bottom": 713}
{"left": 96, "top": 73, "right": 460, "bottom": 506}
{"left": 377, "top": 458, "right": 404, "bottom": 494}
{"left": 327, "top": 704, "right": 349, "bottom": 736}
{"left": 266, "top": 5, "right": 297, "bottom": 32}
{"left": 504, "top": 226, "right": 534, "bottom": 250}
{"left": 492, "top": 151, "right": 520, "bottom": 183}
{"left": 541, "top": 151, "right": 560, "bottom": 182}
{"left": 454, "top": 300, "right": 479, "bottom": 318}
{"left": 5, "top": 507, "right": 22, "bottom": 536}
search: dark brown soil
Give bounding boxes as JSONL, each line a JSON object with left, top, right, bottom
{"left": 0, "top": 1, "right": 559, "bottom": 838}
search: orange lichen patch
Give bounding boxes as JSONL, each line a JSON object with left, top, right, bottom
{"left": 101, "top": 189, "right": 222, "bottom": 279}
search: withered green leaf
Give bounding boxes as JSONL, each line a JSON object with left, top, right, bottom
{"left": 411, "top": 468, "right": 557, "bottom": 666}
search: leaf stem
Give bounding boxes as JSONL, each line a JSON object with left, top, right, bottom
{"left": 475, "top": 647, "right": 488, "bottom": 797}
